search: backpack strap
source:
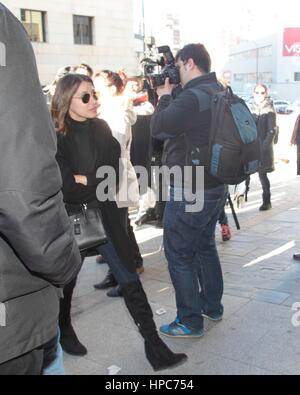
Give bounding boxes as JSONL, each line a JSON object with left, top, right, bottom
{"left": 188, "top": 87, "right": 211, "bottom": 112}
{"left": 184, "top": 84, "right": 224, "bottom": 167}
{"left": 183, "top": 86, "right": 216, "bottom": 167}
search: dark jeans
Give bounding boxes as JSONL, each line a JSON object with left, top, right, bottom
{"left": 259, "top": 171, "right": 271, "bottom": 198}
{"left": 96, "top": 239, "right": 138, "bottom": 287}
{"left": 163, "top": 185, "right": 227, "bottom": 331}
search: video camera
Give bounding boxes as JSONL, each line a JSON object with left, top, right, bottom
{"left": 140, "top": 37, "right": 180, "bottom": 89}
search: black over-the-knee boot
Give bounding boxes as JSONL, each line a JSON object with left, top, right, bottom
{"left": 259, "top": 193, "right": 272, "bottom": 211}
{"left": 127, "top": 219, "right": 144, "bottom": 273}
{"left": 122, "top": 280, "right": 187, "bottom": 371}
{"left": 59, "top": 276, "right": 87, "bottom": 356}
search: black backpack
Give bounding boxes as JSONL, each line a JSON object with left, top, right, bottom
{"left": 188, "top": 86, "right": 260, "bottom": 185}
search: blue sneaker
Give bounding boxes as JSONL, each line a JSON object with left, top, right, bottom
{"left": 202, "top": 311, "right": 223, "bottom": 322}
{"left": 159, "top": 319, "right": 204, "bottom": 338}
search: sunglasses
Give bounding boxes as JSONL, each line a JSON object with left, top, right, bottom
{"left": 73, "top": 92, "right": 98, "bottom": 104}
{"left": 254, "top": 91, "right": 266, "bottom": 95}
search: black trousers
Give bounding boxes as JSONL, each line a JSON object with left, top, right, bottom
{"left": 258, "top": 171, "right": 271, "bottom": 199}
{"left": 59, "top": 276, "right": 78, "bottom": 328}
{"left": 128, "top": 222, "right": 143, "bottom": 267}
{"left": 119, "top": 208, "right": 143, "bottom": 268}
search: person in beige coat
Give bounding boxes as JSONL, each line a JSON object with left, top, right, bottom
{"left": 93, "top": 70, "right": 143, "bottom": 296}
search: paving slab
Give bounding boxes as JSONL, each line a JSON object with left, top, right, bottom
{"left": 187, "top": 354, "right": 277, "bottom": 376}
{"left": 251, "top": 289, "right": 290, "bottom": 304}
{"left": 240, "top": 329, "right": 300, "bottom": 375}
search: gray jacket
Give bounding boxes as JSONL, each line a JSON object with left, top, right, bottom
{"left": 0, "top": 4, "right": 81, "bottom": 364}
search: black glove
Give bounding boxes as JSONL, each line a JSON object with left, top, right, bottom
{"left": 262, "top": 132, "right": 274, "bottom": 151}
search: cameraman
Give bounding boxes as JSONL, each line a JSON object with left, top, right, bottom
{"left": 151, "top": 43, "right": 227, "bottom": 338}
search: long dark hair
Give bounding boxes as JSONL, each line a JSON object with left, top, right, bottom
{"left": 51, "top": 73, "right": 93, "bottom": 135}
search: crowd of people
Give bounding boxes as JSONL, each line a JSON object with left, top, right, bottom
{"left": 0, "top": 5, "right": 186, "bottom": 375}
{"left": 0, "top": 3, "right": 298, "bottom": 375}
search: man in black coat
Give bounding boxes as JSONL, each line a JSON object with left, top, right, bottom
{"left": 0, "top": 4, "right": 81, "bottom": 374}
{"left": 151, "top": 43, "right": 227, "bottom": 338}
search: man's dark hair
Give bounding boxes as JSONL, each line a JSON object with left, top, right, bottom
{"left": 175, "top": 43, "right": 211, "bottom": 73}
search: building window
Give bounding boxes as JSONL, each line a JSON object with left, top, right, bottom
{"left": 20, "top": 9, "right": 46, "bottom": 42}
{"left": 73, "top": 15, "right": 94, "bottom": 45}
{"left": 230, "top": 50, "right": 256, "bottom": 62}
{"left": 233, "top": 72, "right": 272, "bottom": 84}
{"left": 295, "top": 72, "right": 300, "bottom": 82}
{"left": 230, "top": 45, "right": 272, "bottom": 62}
{"left": 258, "top": 45, "right": 272, "bottom": 58}
{"left": 234, "top": 73, "right": 257, "bottom": 83}
{"left": 259, "top": 72, "right": 272, "bottom": 83}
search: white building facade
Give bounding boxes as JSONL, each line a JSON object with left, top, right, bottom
{"left": 3, "top": 0, "right": 140, "bottom": 85}
{"left": 223, "top": 29, "right": 300, "bottom": 101}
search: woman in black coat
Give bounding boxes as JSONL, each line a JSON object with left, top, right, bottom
{"left": 291, "top": 114, "right": 300, "bottom": 176}
{"left": 291, "top": 114, "right": 300, "bottom": 261}
{"left": 51, "top": 74, "right": 186, "bottom": 371}
{"left": 251, "top": 84, "right": 277, "bottom": 211}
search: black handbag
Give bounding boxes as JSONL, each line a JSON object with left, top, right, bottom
{"left": 69, "top": 204, "right": 107, "bottom": 252}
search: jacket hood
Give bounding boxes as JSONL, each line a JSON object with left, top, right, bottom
{"left": 0, "top": 3, "right": 61, "bottom": 195}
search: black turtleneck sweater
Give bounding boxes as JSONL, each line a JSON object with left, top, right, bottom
{"left": 56, "top": 117, "right": 136, "bottom": 272}
{"left": 71, "top": 119, "right": 95, "bottom": 175}
{"left": 56, "top": 117, "right": 120, "bottom": 206}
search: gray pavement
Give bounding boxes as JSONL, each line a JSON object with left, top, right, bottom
{"left": 64, "top": 122, "right": 300, "bottom": 375}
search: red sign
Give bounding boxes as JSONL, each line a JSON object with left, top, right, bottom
{"left": 283, "top": 28, "right": 300, "bottom": 56}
